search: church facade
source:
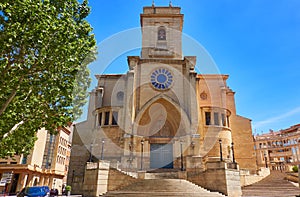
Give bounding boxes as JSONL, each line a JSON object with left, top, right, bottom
{"left": 68, "top": 5, "right": 258, "bottom": 196}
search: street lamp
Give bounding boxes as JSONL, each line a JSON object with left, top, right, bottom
{"left": 140, "top": 139, "right": 144, "bottom": 170}
{"left": 191, "top": 141, "right": 195, "bottom": 155}
{"left": 190, "top": 141, "right": 195, "bottom": 148}
{"left": 180, "top": 140, "right": 184, "bottom": 171}
{"left": 231, "top": 142, "right": 236, "bottom": 163}
{"left": 127, "top": 142, "right": 133, "bottom": 171}
{"left": 101, "top": 139, "right": 105, "bottom": 160}
{"left": 128, "top": 142, "right": 132, "bottom": 152}
{"left": 128, "top": 142, "right": 133, "bottom": 160}
{"left": 89, "top": 139, "right": 96, "bottom": 162}
{"left": 264, "top": 152, "right": 268, "bottom": 168}
{"left": 219, "top": 139, "right": 223, "bottom": 161}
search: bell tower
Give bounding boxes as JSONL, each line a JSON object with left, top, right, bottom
{"left": 140, "top": 5, "right": 184, "bottom": 59}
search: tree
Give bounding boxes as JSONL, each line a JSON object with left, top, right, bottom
{"left": 0, "top": 0, "right": 96, "bottom": 158}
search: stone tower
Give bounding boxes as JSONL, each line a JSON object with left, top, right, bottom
{"left": 140, "top": 6, "right": 183, "bottom": 59}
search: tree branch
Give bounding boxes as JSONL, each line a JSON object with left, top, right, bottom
{"left": 2, "top": 120, "right": 24, "bottom": 139}
{"left": 0, "top": 75, "right": 24, "bottom": 116}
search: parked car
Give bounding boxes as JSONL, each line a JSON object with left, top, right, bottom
{"left": 17, "top": 186, "right": 50, "bottom": 197}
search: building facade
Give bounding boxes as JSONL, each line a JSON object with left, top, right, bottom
{"left": 68, "top": 5, "right": 258, "bottom": 196}
{"left": 0, "top": 126, "right": 72, "bottom": 194}
{"left": 254, "top": 124, "right": 300, "bottom": 171}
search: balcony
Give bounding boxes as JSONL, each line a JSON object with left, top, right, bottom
{"left": 269, "top": 151, "right": 292, "bottom": 157}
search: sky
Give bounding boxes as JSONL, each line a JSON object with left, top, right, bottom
{"left": 78, "top": 0, "right": 300, "bottom": 134}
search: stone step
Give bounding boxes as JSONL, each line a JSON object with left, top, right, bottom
{"left": 102, "top": 179, "right": 225, "bottom": 197}
{"left": 117, "top": 169, "right": 138, "bottom": 179}
{"left": 103, "top": 192, "right": 223, "bottom": 197}
{"left": 144, "top": 171, "right": 182, "bottom": 179}
{"left": 242, "top": 171, "right": 300, "bottom": 196}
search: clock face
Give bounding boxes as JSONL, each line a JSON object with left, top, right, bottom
{"left": 150, "top": 68, "right": 173, "bottom": 90}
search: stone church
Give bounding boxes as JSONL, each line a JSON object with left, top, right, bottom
{"left": 68, "top": 4, "right": 259, "bottom": 197}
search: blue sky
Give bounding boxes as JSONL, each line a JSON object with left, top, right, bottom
{"left": 79, "top": 0, "right": 300, "bottom": 134}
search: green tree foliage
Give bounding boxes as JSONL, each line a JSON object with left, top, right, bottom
{"left": 292, "top": 165, "right": 298, "bottom": 173}
{"left": 0, "top": 0, "right": 96, "bottom": 158}
{"left": 65, "top": 185, "right": 71, "bottom": 191}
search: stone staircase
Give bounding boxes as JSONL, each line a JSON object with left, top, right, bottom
{"left": 102, "top": 179, "right": 226, "bottom": 197}
{"left": 242, "top": 171, "right": 300, "bottom": 197}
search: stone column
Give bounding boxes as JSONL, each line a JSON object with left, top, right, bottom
{"left": 20, "top": 173, "right": 28, "bottom": 189}
{"left": 121, "top": 134, "right": 133, "bottom": 171}
{"left": 39, "top": 176, "right": 45, "bottom": 186}
{"left": 83, "top": 161, "right": 110, "bottom": 197}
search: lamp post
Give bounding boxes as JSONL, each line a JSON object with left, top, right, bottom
{"left": 128, "top": 142, "right": 131, "bottom": 150}
{"left": 180, "top": 140, "right": 184, "bottom": 171}
{"left": 128, "top": 142, "right": 133, "bottom": 171}
{"left": 89, "top": 141, "right": 93, "bottom": 162}
{"left": 264, "top": 152, "right": 268, "bottom": 168}
{"left": 191, "top": 141, "right": 195, "bottom": 155}
{"left": 219, "top": 139, "right": 223, "bottom": 161}
{"left": 140, "top": 139, "right": 144, "bottom": 170}
{"left": 231, "top": 142, "right": 236, "bottom": 163}
{"left": 101, "top": 139, "right": 105, "bottom": 160}
{"left": 128, "top": 142, "right": 133, "bottom": 161}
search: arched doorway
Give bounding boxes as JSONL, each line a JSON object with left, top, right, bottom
{"left": 135, "top": 98, "right": 189, "bottom": 169}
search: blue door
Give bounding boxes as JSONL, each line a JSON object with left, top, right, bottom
{"left": 150, "top": 143, "right": 173, "bottom": 169}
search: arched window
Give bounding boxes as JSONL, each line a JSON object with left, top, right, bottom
{"left": 157, "top": 27, "right": 166, "bottom": 40}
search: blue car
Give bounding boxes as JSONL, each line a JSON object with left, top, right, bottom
{"left": 17, "top": 186, "right": 50, "bottom": 197}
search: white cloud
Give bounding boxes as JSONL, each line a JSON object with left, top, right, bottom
{"left": 253, "top": 106, "right": 300, "bottom": 129}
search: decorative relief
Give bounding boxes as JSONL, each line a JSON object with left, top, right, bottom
{"left": 117, "top": 91, "right": 124, "bottom": 101}
{"left": 200, "top": 91, "right": 208, "bottom": 100}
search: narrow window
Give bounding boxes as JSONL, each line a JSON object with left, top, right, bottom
{"left": 158, "top": 28, "right": 166, "bottom": 40}
{"left": 221, "top": 114, "right": 226, "bottom": 126}
{"left": 104, "top": 111, "right": 110, "bottom": 125}
{"left": 205, "top": 112, "right": 211, "bottom": 125}
{"left": 112, "top": 111, "right": 118, "bottom": 125}
{"left": 226, "top": 115, "right": 230, "bottom": 127}
{"left": 214, "top": 112, "right": 219, "bottom": 125}
{"left": 98, "top": 112, "right": 102, "bottom": 126}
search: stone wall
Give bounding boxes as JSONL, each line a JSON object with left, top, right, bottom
{"left": 107, "top": 168, "right": 139, "bottom": 191}
{"left": 67, "top": 126, "right": 90, "bottom": 195}
{"left": 225, "top": 169, "right": 242, "bottom": 197}
{"left": 187, "top": 161, "right": 242, "bottom": 197}
{"left": 240, "top": 167, "right": 270, "bottom": 187}
{"left": 72, "top": 161, "right": 139, "bottom": 197}
{"left": 82, "top": 161, "right": 110, "bottom": 197}
{"left": 230, "top": 115, "right": 257, "bottom": 174}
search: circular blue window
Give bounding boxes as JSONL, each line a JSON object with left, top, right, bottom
{"left": 150, "top": 68, "right": 173, "bottom": 90}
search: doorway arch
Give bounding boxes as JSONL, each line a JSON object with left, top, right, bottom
{"left": 134, "top": 97, "right": 190, "bottom": 169}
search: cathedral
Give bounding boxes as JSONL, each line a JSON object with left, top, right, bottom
{"left": 68, "top": 4, "right": 259, "bottom": 197}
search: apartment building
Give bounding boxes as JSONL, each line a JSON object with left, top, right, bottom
{"left": 0, "top": 126, "right": 72, "bottom": 194}
{"left": 254, "top": 124, "right": 300, "bottom": 171}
